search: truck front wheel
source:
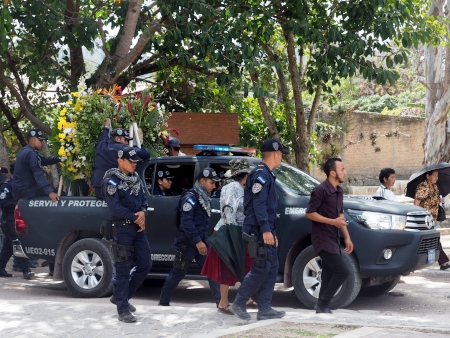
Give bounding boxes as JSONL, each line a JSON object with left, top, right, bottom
{"left": 291, "top": 245, "right": 361, "bottom": 309}
{"left": 359, "top": 276, "right": 401, "bottom": 297}
{"left": 62, "top": 238, "right": 114, "bottom": 298}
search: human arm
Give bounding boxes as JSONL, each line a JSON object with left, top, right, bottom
{"left": 97, "top": 119, "right": 111, "bottom": 144}
{"left": 133, "top": 180, "right": 148, "bottom": 232}
{"left": 134, "top": 147, "right": 150, "bottom": 160}
{"left": 179, "top": 194, "right": 202, "bottom": 247}
{"left": 27, "top": 152, "right": 54, "bottom": 196}
{"left": 340, "top": 219, "right": 353, "bottom": 254}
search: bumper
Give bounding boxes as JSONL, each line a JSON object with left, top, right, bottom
{"left": 352, "top": 227, "right": 440, "bottom": 277}
{"left": 12, "top": 239, "right": 29, "bottom": 259}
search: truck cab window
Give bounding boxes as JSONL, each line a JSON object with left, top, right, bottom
{"left": 144, "top": 164, "right": 155, "bottom": 192}
{"left": 153, "top": 164, "right": 195, "bottom": 196}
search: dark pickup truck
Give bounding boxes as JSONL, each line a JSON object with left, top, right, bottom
{"left": 13, "top": 150, "right": 440, "bottom": 309}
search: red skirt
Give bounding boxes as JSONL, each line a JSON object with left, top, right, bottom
{"left": 201, "top": 236, "right": 253, "bottom": 286}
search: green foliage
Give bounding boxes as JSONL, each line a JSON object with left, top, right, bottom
{"left": 353, "top": 95, "right": 399, "bottom": 113}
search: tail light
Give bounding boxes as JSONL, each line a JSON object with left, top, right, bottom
{"left": 14, "top": 205, "right": 28, "bottom": 234}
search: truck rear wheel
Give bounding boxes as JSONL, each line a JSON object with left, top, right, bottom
{"left": 291, "top": 245, "right": 361, "bottom": 309}
{"left": 62, "top": 238, "right": 114, "bottom": 298}
{"left": 359, "top": 276, "right": 401, "bottom": 297}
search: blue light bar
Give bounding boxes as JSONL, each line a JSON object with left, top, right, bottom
{"left": 194, "top": 144, "right": 256, "bottom": 154}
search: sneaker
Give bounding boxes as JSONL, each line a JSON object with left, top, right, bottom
{"left": 229, "top": 303, "right": 251, "bottom": 321}
{"left": 158, "top": 301, "right": 170, "bottom": 306}
{"left": 23, "top": 271, "right": 35, "bottom": 279}
{"left": 314, "top": 303, "right": 332, "bottom": 314}
{"left": 118, "top": 311, "right": 137, "bottom": 323}
{"left": 110, "top": 295, "right": 136, "bottom": 313}
{"left": 257, "top": 307, "right": 286, "bottom": 320}
{"left": 0, "top": 268, "right": 12, "bottom": 277}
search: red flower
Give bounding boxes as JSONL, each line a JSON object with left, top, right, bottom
{"left": 172, "top": 129, "right": 180, "bottom": 135}
{"left": 127, "top": 102, "right": 135, "bottom": 118}
{"left": 152, "top": 103, "right": 157, "bottom": 107}
{"left": 143, "top": 95, "right": 150, "bottom": 107}
{"left": 117, "top": 103, "right": 123, "bottom": 111}
{"left": 113, "top": 114, "right": 118, "bottom": 121}
{"left": 136, "top": 93, "right": 142, "bottom": 99}
{"left": 161, "top": 136, "right": 168, "bottom": 146}
{"left": 117, "top": 88, "right": 123, "bottom": 97}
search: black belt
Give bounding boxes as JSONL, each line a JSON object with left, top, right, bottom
{"left": 111, "top": 219, "right": 132, "bottom": 227}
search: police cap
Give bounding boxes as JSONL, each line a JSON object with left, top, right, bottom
{"left": 111, "top": 128, "right": 133, "bottom": 140}
{"left": 118, "top": 146, "right": 142, "bottom": 162}
{"left": 261, "top": 138, "right": 289, "bottom": 154}
{"left": 198, "top": 167, "right": 221, "bottom": 182}
{"left": 27, "top": 129, "right": 48, "bottom": 140}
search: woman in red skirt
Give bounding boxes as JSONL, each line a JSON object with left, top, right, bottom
{"left": 201, "top": 158, "right": 256, "bottom": 314}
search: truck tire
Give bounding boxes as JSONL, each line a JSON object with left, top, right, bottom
{"left": 62, "top": 238, "right": 114, "bottom": 298}
{"left": 291, "top": 245, "right": 361, "bottom": 309}
{"left": 359, "top": 276, "right": 401, "bottom": 297}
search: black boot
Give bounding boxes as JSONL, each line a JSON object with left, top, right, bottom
{"left": 0, "top": 268, "right": 12, "bottom": 277}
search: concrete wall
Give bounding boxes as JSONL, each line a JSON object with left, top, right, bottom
{"left": 312, "top": 111, "right": 425, "bottom": 187}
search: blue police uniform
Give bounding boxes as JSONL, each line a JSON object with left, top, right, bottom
{"left": 234, "top": 162, "right": 279, "bottom": 310}
{"left": 153, "top": 185, "right": 176, "bottom": 196}
{"left": 159, "top": 189, "right": 221, "bottom": 305}
{"left": 0, "top": 177, "right": 29, "bottom": 274}
{"left": 12, "top": 145, "right": 60, "bottom": 199}
{"left": 93, "top": 128, "right": 150, "bottom": 198}
{"left": 102, "top": 170, "right": 152, "bottom": 316}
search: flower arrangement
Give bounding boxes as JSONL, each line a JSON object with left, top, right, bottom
{"left": 52, "top": 85, "right": 170, "bottom": 183}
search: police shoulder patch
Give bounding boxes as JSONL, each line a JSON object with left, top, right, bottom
{"left": 252, "top": 182, "right": 263, "bottom": 194}
{"left": 256, "top": 176, "right": 267, "bottom": 185}
{"left": 182, "top": 203, "right": 192, "bottom": 212}
{"left": 107, "top": 184, "right": 117, "bottom": 195}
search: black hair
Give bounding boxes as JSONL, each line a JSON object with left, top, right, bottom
{"left": 323, "top": 158, "right": 342, "bottom": 177}
{"left": 233, "top": 172, "right": 247, "bottom": 182}
{"left": 379, "top": 168, "right": 395, "bottom": 184}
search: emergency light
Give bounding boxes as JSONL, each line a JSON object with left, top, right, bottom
{"left": 193, "top": 144, "right": 256, "bottom": 154}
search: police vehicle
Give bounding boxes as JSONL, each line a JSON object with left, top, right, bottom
{"left": 13, "top": 145, "right": 440, "bottom": 309}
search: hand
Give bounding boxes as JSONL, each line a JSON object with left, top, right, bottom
{"left": 196, "top": 241, "right": 207, "bottom": 255}
{"left": 134, "top": 211, "right": 146, "bottom": 232}
{"left": 49, "top": 192, "right": 59, "bottom": 204}
{"left": 262, "top": 231, "right": 275, "bottom": 246}
{"left": 105, "top": 118, "right": 111, "bottom": 127}
{"left": 333, "top": 216, "right": 348, "bottom": 229}
{"left": 343, "top": 237, "right": 354, "bottom": 254}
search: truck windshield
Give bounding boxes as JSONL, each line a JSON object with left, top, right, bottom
{"left": 274, "top": 163, "right": 319, "bottom": 195}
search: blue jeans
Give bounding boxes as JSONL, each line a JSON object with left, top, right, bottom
{"left": 113, "top": 224, "right": 152, "bottom": 314}
{"left": 159, "top": 244, "right": 221, "bottom": 305}
{"left": 234, "top": 245, "right": 278, "bottom": 310}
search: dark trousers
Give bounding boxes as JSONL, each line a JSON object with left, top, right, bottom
{"left": 113, "top": 224, "right": 152, "bottom": 315}
{"left": 438, "top": 242, "right": 449, "bottom": 265}
{"left": 159, "top": 244, "right": 221, "bottom": 305}
{"left": 234, "top": 245, "right": 278, "bottom": 311}
{"left": 318, "top": 250, "right": 349, "bottom": 307}
{"left": 0, "top": 220, "right": 29, "bottom": 273}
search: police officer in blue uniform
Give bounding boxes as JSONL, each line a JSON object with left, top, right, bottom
{"left": 102, "top": 146, "right": 152, "bottom": 323}
{"left": 159, "top": 167, "right": 221, "bottom": 306}
{"left": 0, "top": 163, "right": 33, "bottom": 279}
{"left": 12, "top": 129, "right": 61, "bottom": 203}
{"left": 230, "top": 139, "right": 288, "bottom": 321}
{"left": 154, "top": 169, "right": 176, "bottom": 196}
{"left": 93, "top": 118, "right": 150, "bottom": 199}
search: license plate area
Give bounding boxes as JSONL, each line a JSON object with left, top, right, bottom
{"left": 427, "top": 249, "right": 436, "bottom": 264}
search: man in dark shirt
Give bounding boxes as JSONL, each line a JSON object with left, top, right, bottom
{"left": 305, "top": 158, "right": 353, "bottom": 314}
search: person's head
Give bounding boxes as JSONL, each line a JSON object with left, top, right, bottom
{"left": 198, "top": 167, "right": 221, "bottom": 193}
{"left": 228, "top": 158, "right": 253, "bottom": 186}
{"left": 157, "top": 170, "right": 174, "bottom": 191}
{"left": 166, "top": 137, "right": 181, "bottom": 156}
{"left": 261, "top": 138, "right": 289, "bottom": 170}
{"left": 379, "top": 168, "right": 396, "bottom": 189}
{"left": 27, "top": 129, "right": 47, "bottom": 150}
{"left": 425, "top": 170, "right": 439, "bottom": 185}
{"left": 111, "top": 128, "right": 133, "bottom": 145}
{"left": 117, "top": 146, "right": 142, "bottom": 175}
{"left": 323, "top": 157, "right": 346, "bottom": 184}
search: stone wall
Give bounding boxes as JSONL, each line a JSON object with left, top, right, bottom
{"left": 311, "top": 111, "right": 425, "bottom": 186}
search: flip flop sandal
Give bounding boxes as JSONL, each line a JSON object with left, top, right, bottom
{"left": 246, "top": 300, "right": 258, "bottom": 308}
{"left": 218, "top": 304, "right": 233, "bottom": 315}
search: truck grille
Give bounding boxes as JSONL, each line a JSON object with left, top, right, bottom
{"left": 417, "top": 237, "right": 440, "bottom": 254}
{"left": 405, "top": 211, "right": 435, "bottom": 231}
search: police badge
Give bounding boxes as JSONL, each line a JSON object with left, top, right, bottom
{"left": 182, "top": 203, "right": 192, "bottom": 212}
{"left": 252, "top": 182, "right": 263, "bottom": 194}
{"left": 273, "top": 142, "right": 279, "bottom": 150}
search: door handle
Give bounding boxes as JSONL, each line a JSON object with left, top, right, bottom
{"left": 147, "top": 207, "right": 155, "bottom": 212}
{"left": 211, "top": 209, "right": 220, "bottom": 214}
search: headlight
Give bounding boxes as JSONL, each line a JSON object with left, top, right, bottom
{"left": 348, "top": 209, "right": 406, "bottom": 230}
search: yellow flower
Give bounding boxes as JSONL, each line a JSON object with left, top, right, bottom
{"left": 58, "top": 146, "right": 65, "bottom": 157}
{"left": 71, "top": 92, "right": 79, "bottom": 98}
{"left": 59, "top": 107, "right": 67, "bottom": 117}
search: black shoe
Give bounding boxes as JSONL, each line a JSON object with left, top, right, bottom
{"left": 229, "top": 303, "right": 251, "bottom": 321}
{"left": 158, "top": 301, "right": 170, "bottom": 306}
{"left": 314, "top": 304, "right": 332, "bottom": 314}
{"left": 118, "top": 311, "right": 137, "bottom": 323}
{"left": 23, "top": 271, "right": 35, "bottom": 279}
{"left": 257, "top": 307, "right": 286, "bottom": 320}
{"left": 48, "top": 271, "right": 54, "bottom": 277}
{"left": 110, "top": 295, "right": 136, "bottom": 313}
{"left": 0, "top": 268, "right": 12, "bottom": 277}
{"left": 440, "top": 263, "right": 450, "bottom": 271}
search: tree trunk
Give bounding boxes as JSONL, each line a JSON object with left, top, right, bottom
{"left": 0, "top": 126, "right": 10, "bottom": 169}
{"left": 423, "top": 1, "right": 450, "bottom": 165}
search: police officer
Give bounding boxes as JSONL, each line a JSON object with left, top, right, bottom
{"left": 93, "top": 118, "right": 150, "bottom": 199}
{"left": 12, "top": 129, "right": 61, "bottom": 203}
{"left": 154, "top": 170, "right": 176, "bottom": 196}
{"left": 102, "top": 146, "right": 152, "bottom": 323}
{"left": 0, "top": 163, "right": 34, "bottom": 279}
{"left": 159, "top": 167, "right": 221, "bottom": 306}
{"left": 230, "top": 139, "right": 288, "bottom": 321}
{"left": 165, "top": 137, "right": 186, "bottom": 156}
